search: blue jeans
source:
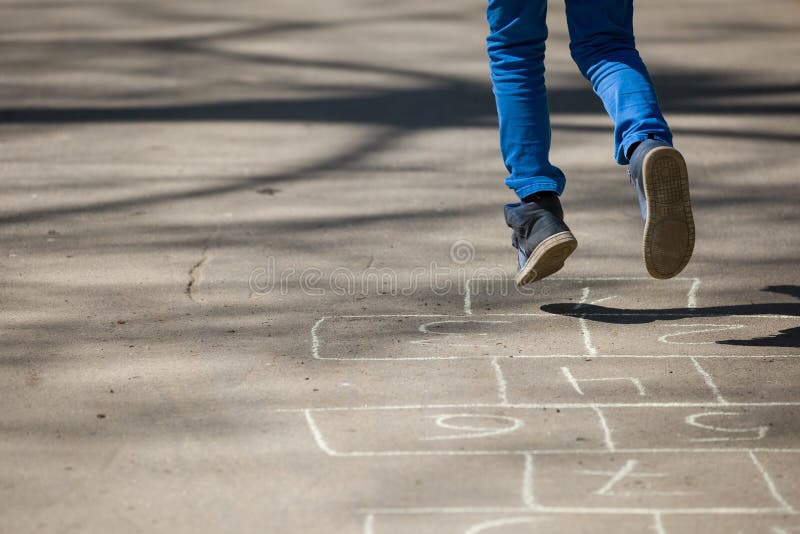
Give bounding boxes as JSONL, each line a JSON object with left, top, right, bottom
{"left": 487, "top": 0, "right": 672, "bottom": 199}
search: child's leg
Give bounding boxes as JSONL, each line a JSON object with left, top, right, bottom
{"left": 565, "top": 0, "right": 672, "bottom": 164}
{"left": 487, "top": 0, "right": 566, "bottom": 200}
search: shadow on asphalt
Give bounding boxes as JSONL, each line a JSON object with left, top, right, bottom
{"left": 541, "top": 285, "right": 800, "bottom": 348}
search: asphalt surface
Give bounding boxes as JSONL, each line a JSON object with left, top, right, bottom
{"left": 1, "top": 1, "right": 799, "bottom": 532}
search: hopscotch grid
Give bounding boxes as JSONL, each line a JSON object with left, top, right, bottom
{"left": 690, "top": 357, "right": 728, "bottom": 404}
{"left": 308, "top": 279, "right": 800, "bottom": 525}
{"left": 748, "top": 450, "right": 796, "bottom": 512}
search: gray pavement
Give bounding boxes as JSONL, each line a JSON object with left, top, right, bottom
{"left": 1, "top": 0, "right": 799, "bottom": 532}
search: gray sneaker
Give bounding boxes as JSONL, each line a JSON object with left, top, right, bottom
{"left": 505, "top": 193, "right": 578, "bottom": 286}
{"left": 628, "top": 139, "right": 695, "bottom": 279}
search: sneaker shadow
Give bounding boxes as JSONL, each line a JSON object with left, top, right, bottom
{"left": 540, "top": 285, "right": 800, "bottom": 348}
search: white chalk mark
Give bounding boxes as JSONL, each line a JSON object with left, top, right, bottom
{"left": 658, "top": 323, "right": 747, "bottom": 345}
{"left": 465, "top": 517, "right": 542, "bottom": 534}
{"left": 576, "top": 287, "right": 598, "bottom": 356}
{"left": 686, "top": 412, "right": 769, "bottom": 442}
{"left": 592, "top": 405, "right": 616, "bottom": 452}
{"left": 687, "top": 278, "right": 701, "bottom": 308}
{"left": 362, "top": 514, "right": 374, "bottom": 534}
{"left": 492, "top": 358, "right": 509, "bottom": 405}
{"left": 521, "top": 452, "right": 536, "bottom": 509}
{"left": 562, "top": 366, "right": 584, "bottom": 395}
{"left": 420, "top": 414, "right": 523, "bottom": 441}
{"left": 418, "top": 319, "right": 511, "bottom": 334}
{"left": 562, "top": 367, "right": 646, "bottom": 397}
{"left": 304, "top": 410, "right": 338, "bottom": 456}
{"left": 579, "top": 317, "right": 597, "bottom": 356}
{"left": 310, "top": 316, "right": 329, "bottom": 360}
{"left": 586, "top": 459, "right": 689, "bottom": 497}
{"left": 690, "top": 357, "right": 727, "bottom": 404}
{"left": 749, "top": 450, "right": 796, "bottom": 512}
{"left": 464, "top": 283, "right": 472, "bottom": 315}
{"left": 653, "top": 512, "right": 666, "bottom": 534}
{"left": 593, "top": 459, "right": 639, "bottom": 495}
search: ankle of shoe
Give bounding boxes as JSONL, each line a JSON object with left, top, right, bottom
{"left": 521, "top": 190, "right": 557, "bottom": 204}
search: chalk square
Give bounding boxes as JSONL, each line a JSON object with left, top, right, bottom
{"left": 307, "top": 407, "right": 605, "bottom": 454}
{"left": 585, "top": 315, "right": 800, "bottom": 356}
{"left": 500, "top": 357, "right": 718, "bottom": 404}
{"left": 368, "top": 513, "right": 656, "bottom": 533}
{"left": 467, "top": 276, "right": 698, "bottom": 314}
{"left": 313, "top": 315, "right": 585, "bottom": 359}
{"left": 602, "top": 406, "right": 800, "bottom": 450}
{"left": 532, "top": 452, "right": 782, "bottom": 510}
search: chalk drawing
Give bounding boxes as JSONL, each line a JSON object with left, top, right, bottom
{"left": 420, "top": 414, "right": 524, "bottom": 441}
{"left": 582, "top": 459, "right": 690, "bottom": 497}
{"left": 658, "top": 324, "right": 747, "bottom": 345}
{"left": 686, "top": 412, "right": 769, "bottom": 442}
{"left": 561, "top": 366, "right": 646, "bottom": 397}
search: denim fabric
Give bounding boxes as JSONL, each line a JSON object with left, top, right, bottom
{"left": 487, "top": 0, "right": 672, "bottom": 199}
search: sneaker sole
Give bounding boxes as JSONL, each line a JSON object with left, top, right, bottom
{"left": 642, "top": 146, "right": 695, "bottom": 279}
{"left": 515, "top": 231, "right": 578, "bottom": 286}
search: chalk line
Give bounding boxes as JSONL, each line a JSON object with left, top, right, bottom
{"left": 491, "top": 358, "right": 509, "bottom": 405}
{"left": 749, "top": 450, "right": 796, "bottom": 512}
{"left": 687, "top": 278, "right": 701, "bottom": 308}
{"left": 281, "top": 401, "right": 800, "bottom": 413}
{"left": 361, "top": 505, "right": 792, "bottom": 515}
{"left": 653, "top": 512, "right": 667, "bottom": 534}
{"left": 690, "top": 357, "right": 728, "bottom": 404}
{"left": 298, "top": 447, "right": 800, "bottom": 458}
{"left": 522, "top": 453, "right": 536, "bottom": 509}
{"left": 562, "top": 366, "right": 584, "bottom": 395}
{"left": 594, "top": 459, "right": 638, "bottom": 495}
{"left": 465, "top": 517, "right": 543, "bottom": 534}
{"left": 304, "top": 409, "right": 337, "bottom": 456}
{"left": 592, "top": 405, "right": 616, "bottom": 452}
{"left": 362, "top": 514, "right": 374, "bottom": 534}
{"left": 310, "top": 316, "right": 328, "bottom": 360}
